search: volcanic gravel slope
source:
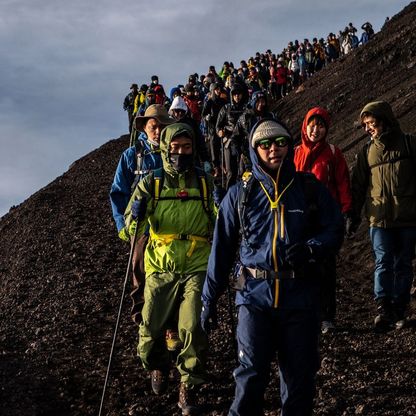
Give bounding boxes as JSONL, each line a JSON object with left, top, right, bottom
{"left": 1, "top": 3, "right": 416, "bottom": 416}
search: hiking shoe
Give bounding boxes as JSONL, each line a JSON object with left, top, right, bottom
{"left": 150, "top": 370, "right": 168, "bottom": 395}
{"left": 166, "top": 329, "right": 182, "bottom": 352}
{"left": 394, "top": 303, "right": 408, "bottom": 330}
{"left": 178, "top": 383, "right": 199, "bottom": 415}
{"left": 374, "top": 299, "right": 396, "bottom": 332}
{"left": 321, "top": 320, "right": 335, "bottom": 334}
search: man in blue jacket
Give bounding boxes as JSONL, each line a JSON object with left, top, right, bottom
{"left": 201, "top": 119, "right": 344, "bottom": 416}
{"left": 110, "top": 104, "right": 173, "bottom": 325}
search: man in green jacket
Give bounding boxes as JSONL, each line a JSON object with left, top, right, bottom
{"left": 125, "top": 123, "right": 216, "bottom": 415}
{"left": 349, "top": 101, "right": 416, "bottom": 331}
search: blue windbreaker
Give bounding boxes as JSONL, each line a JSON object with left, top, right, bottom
{"left": 202, "top": 131, "right": 344, "bottom": 310}
{"left": 109, "top": 132, "right": 161, "bottom": 232}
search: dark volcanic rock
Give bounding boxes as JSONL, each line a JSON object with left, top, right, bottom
{"left": 1, "top": 3, "right": 416, "bottom": 416}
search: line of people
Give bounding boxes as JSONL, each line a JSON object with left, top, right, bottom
{"left": 115, "top": 69, "right": 415, "bottom": 416}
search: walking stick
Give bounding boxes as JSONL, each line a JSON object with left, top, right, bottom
{"left": 98, "top": 224, "right": 139, "bottom": 416}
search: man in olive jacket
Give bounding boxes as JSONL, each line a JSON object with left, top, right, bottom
{"left": 349, "top": 101, "right": 416, "bottom": 331}
{"left": 124, "top": 123, "right": 216, "bottom": 415}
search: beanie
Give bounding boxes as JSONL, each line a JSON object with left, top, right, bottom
{"left": 251, "top": 120, "right": 291, "bottom": 148}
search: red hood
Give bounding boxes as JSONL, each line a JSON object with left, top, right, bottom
{"left": 301, "top": 106, "right": 331, "bottom": 148}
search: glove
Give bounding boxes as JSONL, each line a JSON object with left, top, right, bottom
{"left": 203, "top": 161, "right": 212, "bottom": 174}
{"left": 118, "top": 227, "right": 130, "bottom": 242}
{"left": 131, "top": 197, "right": 147, "bottom": 222}
{"left": 344, "top": 211, "right": 360, "bottom": 238}
{"left": 285, "top": 243, "right": 316, "bottom": 267}
{"left": 213, "top": 185, "right": 226, "bottom": 207}
{"left": 200, "top": 303, "right": 218, "bottom": 334}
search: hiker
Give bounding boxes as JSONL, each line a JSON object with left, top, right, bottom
{"left": 216, "top": 83, "right": 246, "bottom": 189}
{"left": 201, "top": 82, "right": 228, "bottom": 177}
{"left": 124, "top": 122, "right": 216, "bottom": 415}
{"left": 183, "top": 84, "right": 202, "bottom": 123}
{"left": 349, "top": 101, "right": 416, "bottom": 331}
{"left": 232, "top": 90, "right": 276, "bottom": 174}
{"left": 123, "top": 83, "right": 139, "bottom": 133}
{"left": 109, "top": 104, "right": 173, "bottom": 327}
{"left": 294, "top": 107, "right": 352, "bottom": 334}
{"left": 137, "top": 88, "right": 157, "bottom": 117}
{"left": 150, "top": 75, "right": 166, "bottom": 105}
{"left": 201, "top": 119, "right": 344, "bottom": 416}
{"left": 360, "top": 22, "right": 374, "bottom": 45}
{"left": 169, "top": 96, "right": 211, "bottom": 172}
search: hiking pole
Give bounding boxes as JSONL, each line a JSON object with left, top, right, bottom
{"left": 221, "top": 135, "right": 226, "bottom": 190}
{"left": 98, "top": 224, "right": 139, "bottom": 416}
{"left": 226, "top": 281, "right": 238, "bottom": 364}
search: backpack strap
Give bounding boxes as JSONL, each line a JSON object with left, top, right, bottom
{"left": 150, "top": 167, "right": 211, "bottom": 215}
{"left": 151, "top": 168, "right": 164, "bottom": 211}
{"left": 237, "top": 172, "right": 254, "bottom": 245}
{"left": 130, "top": 141, "right": 144, "bottom": 192}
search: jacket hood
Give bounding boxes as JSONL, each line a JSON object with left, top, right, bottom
{"left": 301, "top": 107, "right": 331, "bottom": 148}
{"left": 169, "top": 87, "right": 181, "bottom": 101}
{"left": 248, "top": 118, "right": 295, "bottom": 186}
{"left": 159, "top": 123, "right": 196, "bottom": 175}
{"left": 169, "top": 96, "right": 189, "bottom": 115}
{"left": 250, "top": 91, "right": 268, "bottom": 114}
{"left": 360, "top": 101, "right": 400, "bottom": 130}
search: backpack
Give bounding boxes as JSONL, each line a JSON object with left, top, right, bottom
{"left": 237, "top": 171, "right": 320, "bottom": 246}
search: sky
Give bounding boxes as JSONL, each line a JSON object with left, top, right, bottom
{"left": 0, "top": 0, "right": 412, "bottom": 217}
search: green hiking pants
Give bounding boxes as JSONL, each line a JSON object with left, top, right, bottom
{"left": 138, "top": 271, "right": 208, "bottom": 386}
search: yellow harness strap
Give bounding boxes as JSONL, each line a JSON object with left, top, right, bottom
{"left": 149, "top": 229, "right": 208, "bottom": 257}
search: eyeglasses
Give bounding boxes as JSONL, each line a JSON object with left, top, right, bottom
{"left": 256, "top": 137, "right": 289, "bottom": 150}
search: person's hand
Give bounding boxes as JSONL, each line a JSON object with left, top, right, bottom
{"left": 285, "top": 243, "right": 316, "bottom": 267}
{"left": 131, "top": 197, "right": 147, "bottom": 222}
{"left": 118, "top": 227, "right": 130, "bottom": 242}
{"left": 344, "top": 212, "right": 360, "bottom": 238}
{"left": 200, "top": 303, "right": 218, "bottom": 334}
{"left": 203, "top": 161, "right": 212, "bottom": 174}
{"left": 213, "top": 185, "right": 226, "bottom": 207}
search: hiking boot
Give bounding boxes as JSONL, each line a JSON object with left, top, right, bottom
{"left": 178, "top": 382, "right": 199, "bottom": 415}
{"left": 150, "top": 370, "right": 168, "bottom": 395}
{"left": 394, "top": 303, "right": 408, "bottom": 330}
{"left": 321, "top": 320, "right": 335, "bottom": 334}
{"left": 374, "top": 298, "right": 396, "bottom": 332}
{"left": 165, "top": 329, "right": 183, "bottom": 352}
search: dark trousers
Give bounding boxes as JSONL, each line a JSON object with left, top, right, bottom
{"left": 229, "top": 304, "right": 320, "bottom": 416}
{"left": 223, "top": 140, "right": 239, "bottom": 190}
{"left": 320, "top": 255, "right": 337, "bottom": 322}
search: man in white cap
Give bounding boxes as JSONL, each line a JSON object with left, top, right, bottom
{"left": 201, "top": 119, "right": 344, "bottom": 415}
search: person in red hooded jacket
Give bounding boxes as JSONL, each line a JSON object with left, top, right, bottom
{"left": 294, "top": 106, "right": 352, "bottom": 334}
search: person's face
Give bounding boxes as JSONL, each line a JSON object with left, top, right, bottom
{"left": 255, "top": 97, "right": 266, "bottom": 113}
{"left": 172, "top": 109, "right": 186, "bottom": 121}
{"left": 306, "top": 118, "right": 327, "bottom": 143}
{"left": 361, "top": 115, "right": 385, "bottom": 138}
{"left": 143, "top": 118, "right": 162, "bottom": 143}
{"left": 170, "top": 136, "right": 193, "bottom": 154}
{"left": 233, "top": 93, "right": 243, "bottom": 103}
{"left": 256, "top": 137, "right": 289, "bottom": 173}
{"left": 214, "top": 87, "right": 221, "bottom": 96}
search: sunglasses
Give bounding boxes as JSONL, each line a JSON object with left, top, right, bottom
{"left": 256, "top": 137, "right": 289, "bottom": 150}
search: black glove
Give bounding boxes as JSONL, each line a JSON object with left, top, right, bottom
{"left": 213, "top": 185, "right": 226, "bottom": 207}
{"left": 131, "top": 197, "right": 147, "bottom": 222}
{"left": 200, "top": 303, "right": 218, "bottom": 334}
{"left": 285, "top": 243, "right": 316, "bottom": 267}
{"left": 344, "top": 211, "right": 360, "bottom": 238}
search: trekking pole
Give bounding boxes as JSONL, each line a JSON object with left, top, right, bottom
{"left": 98, "top": 224, "right": 139, "bottom": 416}
{"left": 221, "top": 135, "right": 226, "bottom": 190}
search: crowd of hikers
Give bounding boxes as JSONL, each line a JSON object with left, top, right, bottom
{"left": 109, "top": 19, "right": 416, "bottom": 416}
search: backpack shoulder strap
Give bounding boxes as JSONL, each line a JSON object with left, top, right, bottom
{"left": 194, "top": 167, "right": 210, "bottom": 214}
{"left": 238, "top": 172, "right": 255, "bottom": 244}
{"left": 151, "top": 168, "right": 164, "bottom": 211}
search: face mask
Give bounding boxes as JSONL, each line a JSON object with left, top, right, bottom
{"left": 169, "top": 153, "right": 193, "bottom": 173}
